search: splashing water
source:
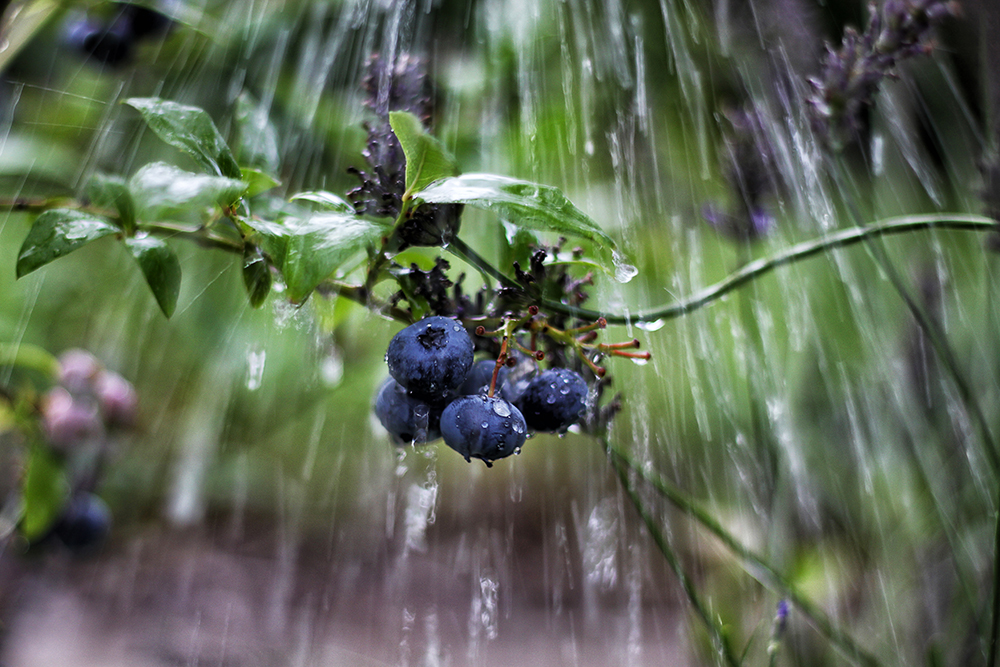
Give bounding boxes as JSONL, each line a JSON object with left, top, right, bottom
{"left": 0, "top": 0, "right": 993, "bottom": 666}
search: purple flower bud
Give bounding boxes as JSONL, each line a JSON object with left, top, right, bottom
{"left": 95, "top": 371, "right": 138, "bottom": 428}
{"left": 42, "top": 387, "right": 103, "bottom": 451}
{"left": 57, "top": 349, "right": 103, "bottom": 395}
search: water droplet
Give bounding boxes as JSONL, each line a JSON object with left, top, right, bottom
{"left": 245, "top": 347, "right": 266, "bottom": 391}
{"left": 560, "top": 385, "right": 571, "bottom": 395}
{"left": 514, "top": 446, "right": 522, "bottom": 455}
{"left": 612, "top": 250, "right": 638, "bottom": 283}
{"left": 492, "top": 400, "right": 511, "bottom": 417}
{"left": 413, "top": 404, "right": 429, "bottom": 419}
{"left": 629, "top": 357, "right": 650, "bottom": 366}
{"left": 513, "top": 422, "right": 524, "bottom": 434}
{"left": 321, "top": 351, "right": 343, "bottom": 387}
{"left": 636, "top": 319, "right": 665, "bottom": 332}
{"left": 481, "top": 421, "right": 490, "bottom": 429}
{"left": 546, "top": 395, "right": 556, "bottom": 404}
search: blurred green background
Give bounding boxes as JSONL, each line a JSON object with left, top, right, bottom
{"left": 1, "top": 0, "right": 998, "bottom": 665}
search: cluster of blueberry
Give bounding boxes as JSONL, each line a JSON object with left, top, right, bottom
{"left": 374, "top": 316, "right": 589, "bottom": 466}
{"left": 63, "top": 1, "right": 174, "bottom": 68}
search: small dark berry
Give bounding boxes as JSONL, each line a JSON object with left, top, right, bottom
{"left": 373, "top": 377, "right": 444, "bottom": 445}
{"left": 54, "top": 494, "right": 112, "bottom": 553}
{"left": 440, "top": 395, "right": 527, "bottom": 465}
{"left": 457, "top": 359, "right": 509, "bottom": 397}
{"left": 516, "top": 367, "right": 588, "bottom": 432}
{"left": 385, "top": 316, "right": 474, "bottom": 402}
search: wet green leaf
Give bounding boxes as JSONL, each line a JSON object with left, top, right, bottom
{"left": 16, "top": 209, "right": 120, "bottom": 278}
{"left": 389, "top": 111, "right": 459, "bottom": 199}
{"left": 87, "top": 174, "right": 136, "bottom": 233}
{"left": 125, "top": 98, "right": 242, "bottom": 179}
{"left": 290, "top": 191, "right": 354, "bottom": 213}
{"left": 241, "top": 168, "right": 281, "bottom": 198}
{"left": 129, "top": 162, "right": 247, "bottom": 219}
{"left": 414, "top": 173, "right": 618, "bottom": 251}
{"left": 246, "top": 212, "right": 389, "bottom": 303}
{"left": 20, "top": 446, "right": 69, "bottom": 542}
{"left": 242, "top": 246, "right": 272, "bottom": 308}
{"left": 234, "top": 92, "right": 280, "bottom": 173}
{"left": 125, "top": 236, "right": 182, "bottom": 317}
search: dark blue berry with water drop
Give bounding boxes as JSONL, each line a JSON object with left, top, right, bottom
{"left": 373, "top": 376, "right": 444, "bottom": 445}
{"left": 386, "top": 316, "right": 474, "bottom": 402}
{"left": 440, "top": 395, "right": 527, "bottom": 465}
{"left": 516, "top": 367, "right": 588, "bottom": 432}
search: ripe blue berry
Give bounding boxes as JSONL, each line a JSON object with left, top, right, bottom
{"left": 54, "top": 493, "right": 112, "bottom": 553}
{"left": 373, "top": 377, "right": 444, "bottom": 445}
{"left": 386, "top": 316, "right": 474, "bottom": 402}
{"left": 64, "top": 16, "right": 134, "bottom": 66}
{"left": 440, "top": 395, "right": 527, "bottom": 466}
{"left": 457, "top": 359, "right": 509, "bottom": 396}
{"left": 516, "top": 367, "right": 588, "bottom": 432}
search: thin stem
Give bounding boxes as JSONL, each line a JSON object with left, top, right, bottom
{"left": 313, "top": 279, "right": 411, "bottom": 323}
{"left": 602, "top": 438, "right": 882, "bottom": 667}
{"left": 608, "top": 445, "right": 741, "bottom": 667}
{"left": 446, "top": 236, "right": 520, "bottom": 290}
{"left": 0, "top": 343, "right": 60, "bottom": 380}
{"left": 556, "top": 214, "right": 997, "bottom": 325}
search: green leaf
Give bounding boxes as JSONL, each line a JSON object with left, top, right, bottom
{"left": 87, "top": 174, "right": 136, "bottom": 233}
{"left": 20, "top": 446, "right": 69, "bottom": 542}
{"left": 125, "top": 98, "right": 242, "bottom": 179}
{"left": 234, "top": 92, "right": 280, "bottom": 173}
{"left": 241, "top": 167, "right": 281, "bottom": 198}
{"left": 129, "top": 162, "right": 247, "bottom": 219}
{"left": 389, "top": 111, "right": 459, "bottom": 199}
{"left": 17, "top": 209, "right": 120, "bottom": 278}
{"left": 125, "top": 236, "right": 182, "bottom": 317}
{"left": 414, "top": 173, "right": 618, "bottom": 251}
{"left": 242, "top": 246, "right": 272, "bottom": 308}
{"left": 246, "top": 212, "right": 389, "bottom": 303}
{"left": 290, "top": 191, "right": 354, "bottom": 213}
{"left": 0, "top": 0, "right": 60, "bottom": 75}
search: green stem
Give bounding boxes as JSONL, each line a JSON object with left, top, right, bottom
{"left": 446, "top": 236, "right": 520, "bottom": 290}
{"left": 559, "top": 214, "right": 996, "bottom": 325}
{"left": 0, "top": 343, "right": 60, "bottom": 380}
{"left": 602, "top": 438, "right": 882, "bottom": 667}
{"left": 608, "top": 444, "right": 741, "bottom": 667}
{"left": 312, "top": 279, "right": 412, "bottom": 323}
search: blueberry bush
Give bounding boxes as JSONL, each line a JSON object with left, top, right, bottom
{"left": 2, "top": 0, "right": 1000, "bottom": 665}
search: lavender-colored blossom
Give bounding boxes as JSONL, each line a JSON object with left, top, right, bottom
{"left": 807, "top": 0, "right": 958, "bottom": 150}
{"left": 95, "top": 371, "right": 138, "bottom": 428}
{"left": 57, "top": 348, "right": 103, "bottom": 395}
{"left": 42, "top": 386, "right": 104, "bottom": 451}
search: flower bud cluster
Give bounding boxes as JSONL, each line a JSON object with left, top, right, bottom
{"left": 806, "top": 0, "right": 958, "bottom": 150}
{"left": 41, "top": 349, "right": 137, "bottom": 452}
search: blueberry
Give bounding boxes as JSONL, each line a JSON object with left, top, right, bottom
{"left": 440, "top": 395, "right": 527, "bottom": 465}
{"left": 64, "top": 16, "right": 134, "bottom": 67}
{"left": 373, "top": 377, "right": 444, "bottom": 445}
{"left": 53, "top": 493, "right": 112, "bottom": 553}
{"left": 516, "top": 367, "right": 589, "bottom": 432}
{"left": 385, "top": 316, "right": 474, "bottom": 402}
{"left": 121, "top": 2, "right": 175, "bottom": 39}
{"left": 457, "top": 359, "right": 509, "bottom": 397}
